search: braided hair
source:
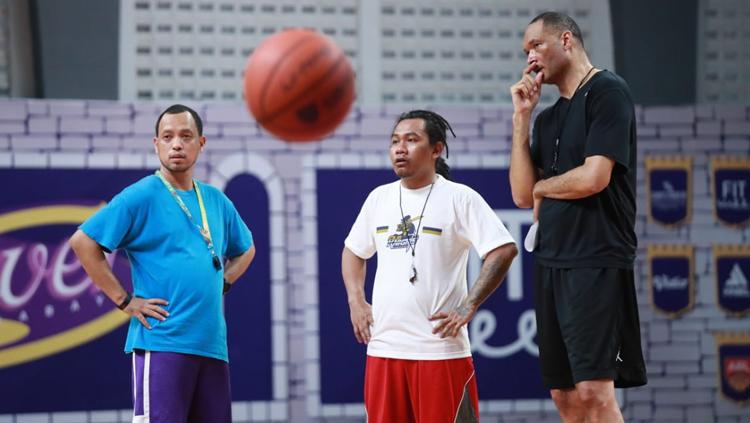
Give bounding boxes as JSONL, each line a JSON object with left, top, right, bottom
{"left": 394, "top": 110, "right": 456, "bottom": 180}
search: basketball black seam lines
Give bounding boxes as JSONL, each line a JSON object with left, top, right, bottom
{"left": 258, "top": 48, "right": 349, "bottom": 126}
{"left": 257, "top": 34, "right": 319, "bottom": 119}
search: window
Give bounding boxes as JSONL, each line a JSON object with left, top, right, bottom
{"left": 137, "top": 90, "right": 153, "bottom": 99}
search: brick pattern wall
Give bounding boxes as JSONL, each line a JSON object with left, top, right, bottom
{"left": 0, "top": 99, "right": 749, "bottom": 422}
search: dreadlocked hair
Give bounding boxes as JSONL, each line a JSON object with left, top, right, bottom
{"left": 395, "top": 110, "right": 456, "bottom": 180}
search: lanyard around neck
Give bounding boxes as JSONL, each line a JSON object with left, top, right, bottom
{"left": 155, "top": 170, "right": 221, "bottom": 270}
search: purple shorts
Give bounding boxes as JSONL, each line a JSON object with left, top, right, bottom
{"left": 132, "top": 350, "right": 231, "bottom": 423}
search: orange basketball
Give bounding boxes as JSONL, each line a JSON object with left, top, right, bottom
{"left": 243, "top": 29, "right": 356, "bottom": 142}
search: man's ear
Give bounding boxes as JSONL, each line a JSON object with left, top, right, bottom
{"left": 561, "top": 30, "right": 573, "bottom": 50}
{"left": 433, "top": 141, "right": 445, "bottom": 158}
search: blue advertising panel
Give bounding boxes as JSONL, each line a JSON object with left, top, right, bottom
{"left": 645, "top": 157, "right": 692, "bottom": 226}
{"left": 714, "top": 245, "right": 750, "bottom": 317}
{"left": 0, "top": 169, "right": 147, "bottom": 412}
{"left": 648, "top": 245, "right": 694, "bottom": 317}
{"left": 715, "top": 333, "right": 750, "bottom": 406}
{"left": 712, "top": 157, "right": 750, "bottom": 227}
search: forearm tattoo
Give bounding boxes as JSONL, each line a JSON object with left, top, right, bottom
{"left": 466, "top": 248, "right": 514, "bottom": 309}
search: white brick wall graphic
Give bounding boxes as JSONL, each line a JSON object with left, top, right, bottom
{"left": 0, "top": 99, "right": 748, "bottom": 422}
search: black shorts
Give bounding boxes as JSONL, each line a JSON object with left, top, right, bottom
{"left": 534, "top": 264, "right": 647, "bottom": 390}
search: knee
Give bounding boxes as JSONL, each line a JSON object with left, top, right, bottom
{"left": 550, "top": 389, "right": 578, "bottom": 411}
{"left": 576, "top": 383, "right": 612, "bottom": 409}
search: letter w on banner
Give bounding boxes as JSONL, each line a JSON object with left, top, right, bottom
{"left": 712, "top": 156, "right": 750, "bottom": 227}
{"left": 647, "top": 244, "right": 694, "bottom": 318}
{"left": 645, "top": 156, "right": 692, "bottom": 227}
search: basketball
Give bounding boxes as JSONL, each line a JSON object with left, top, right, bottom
{"left": 243, "top": 29, "right": 356, "bottom": 142}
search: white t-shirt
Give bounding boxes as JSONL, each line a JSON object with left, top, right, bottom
{"left": 344, "top": 175, "right": 516, "bottom": 360}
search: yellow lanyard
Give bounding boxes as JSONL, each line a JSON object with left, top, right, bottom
{"left": 155, "top": 170, "right": 221, "bottom": 270}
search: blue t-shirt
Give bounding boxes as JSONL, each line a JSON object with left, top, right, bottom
{"left": 80, "top": 174, "right": 253, "bottom": 362}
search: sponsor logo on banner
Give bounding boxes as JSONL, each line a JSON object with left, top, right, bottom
{"left": 714, "top": 245, "right": 750, "bottom": 317}
{"left": 645, "top": 156, "right": 692, "bottom": 226}
{"left": 0, "top": 168, "right": 150, "bottom": 413}
{"left": 715, "top": 332, "right": 750, "bottom": 405}
{"left": 711, "top": 156, "right": 750, "bottom": 227}
{"left": 647, "top": 244, "right": 694, "bottom": 317}
{"left": 0, "top": 203, "right": 130, "bottom": 369}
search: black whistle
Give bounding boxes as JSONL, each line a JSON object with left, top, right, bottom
{"left": 212, "top": 255, "right": 222, "bottom": 270}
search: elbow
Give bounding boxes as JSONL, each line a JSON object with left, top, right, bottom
{"left": 586, "top": 174, "right": 611, "bottom": 196}
{"left": 507, "top": 243, "right": 519, "bottom": 261}
{"left": 496, "top": 242, "right": 519, "bottom": 263}
{"left": 513, "top": 196, "right": 533, "bottom": 209}
{"left": 511, "top": 192, "right": 534, "bottom": 209}
{"left": 69, "top": 230, "right": 83, "bottom": 253}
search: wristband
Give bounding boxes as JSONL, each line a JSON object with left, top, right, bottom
{"left": 223, "top": 280, "right": 232, "bottom": 294}
{"left": 117, "top": 293, "right": 133, "bottom": 310}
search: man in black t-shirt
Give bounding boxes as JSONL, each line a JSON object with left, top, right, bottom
{"left": 509, "top": 11, "right": 647, "bottom": 423}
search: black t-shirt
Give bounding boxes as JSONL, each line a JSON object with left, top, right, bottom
{"left": 530, "top": 70, "right": 637, "bottom": 268}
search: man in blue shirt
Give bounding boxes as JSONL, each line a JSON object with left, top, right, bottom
{"left": 70, "top": 104, "right": 255, "bottom": 422}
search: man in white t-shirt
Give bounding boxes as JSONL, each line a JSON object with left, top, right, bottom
{"left": 342, "top": 110, "right": 519, "bottom": 423}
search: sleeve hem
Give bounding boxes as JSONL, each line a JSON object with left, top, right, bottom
{"left": 79, "top": 225, "right": 116, "bottom": 253}
{"left": 476, "top": 239, "right": 516, "bottom": 260}
{"left": 344, "top": 240, "right": 373, "bottom": 260}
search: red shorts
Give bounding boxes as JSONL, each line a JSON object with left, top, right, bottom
{"left": 364, "top": 356, "right": 479, "bottom": 423}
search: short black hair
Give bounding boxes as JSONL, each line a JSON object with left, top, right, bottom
{"left": 530, "top": 11, "right": 585, "bottom": 48}
{"left": 394, "top": 110, "right": 456, "bottom": 180}
{"left": 155, "top": 104, "right": 203, "bottom": 136}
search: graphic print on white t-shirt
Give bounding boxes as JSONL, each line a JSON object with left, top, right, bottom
{"left": 384, "top": 215, "right": 444, "bottom": 252}
{"left": 385, "top": 214, "right": 422, "bottom": 250}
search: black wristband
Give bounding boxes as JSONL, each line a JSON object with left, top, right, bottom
{"left": 117, "top": 293, "right": 133, "bottom": 310}
{"left": 223, "top": 280, "right": 232, "bottom": 294}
